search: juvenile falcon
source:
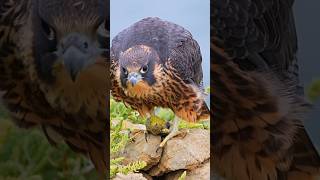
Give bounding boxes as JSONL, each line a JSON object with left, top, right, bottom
{"left": 0, "top": 0, "right": 108, "bottom": 174}
{"left": 111, "top": 17, "right": 209, "bottom": 147}
{"left": 212, "top": 0, "right": 320, "bottom": 179}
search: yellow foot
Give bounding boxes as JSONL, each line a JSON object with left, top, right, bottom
{"left": 156, "top": 130, "right": 181, "bottom": 153}
{"left": 159, "top": 129, "right": 181, "bottom": 148}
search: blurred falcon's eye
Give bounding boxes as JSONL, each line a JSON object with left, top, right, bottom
{"left": 40, "top": 18, "right": 56, "bottom": 41}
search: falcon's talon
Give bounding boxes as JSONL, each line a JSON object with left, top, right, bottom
{"left": 165, "top": 121, "right": 171, "bottom": 129}
{"left": 159, "top": 129, "right": 181, "bottom": 148}
{"left": 156, "top": 146, "right": 163, "bottom": 153}
{"left": 144, "top": 130, "right": 149, "bottom": 143}
{"left": 159, "top": 116, "right": 180, "bottom": 147}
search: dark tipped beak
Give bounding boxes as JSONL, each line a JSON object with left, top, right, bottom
{"left": 69, "top": 67, "right": 77, "bottom": 82}
{"left": 127, "top": 72, "right": 142, "bottom": 86}
{"left": 63, "top": 46, "right": 84, "bottom": 82}
{"left": 59, "top": 33, "right": 101, "bottom": 82}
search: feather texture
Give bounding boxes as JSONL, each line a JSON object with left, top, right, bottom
{"left": 212, "top": 0, "right": 320, "bottom": 179}
{"left": 0, "top": 0, "right": 108, "bottom": 175}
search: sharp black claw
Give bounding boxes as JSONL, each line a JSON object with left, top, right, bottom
{"left": 165, "top": 121, "right": 171, "bottom": 129}
{"left": 144, "top": 131, "right": 148, "bottom": 142}
{"left": 156, "top": 146, "right": 162, "bottom": 153}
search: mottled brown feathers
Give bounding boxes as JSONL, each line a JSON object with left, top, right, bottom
{"left": 212, "top": 0, "right": 320, "bottom": 179}
{"left": 0, "top": 0, "right": 108, "bottom": 175}
{"left": 212, "top": 53, "right": 306, "bottom": 180}
{"left": 111, "top": 17, "right": 209, "bottom": 123}
{"left": 111, "top": 57, "right": 209, "bottom": 122}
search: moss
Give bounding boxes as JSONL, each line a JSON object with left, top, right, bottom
{"left": 110, "top": 98, "right": 147, "bottom": 178}
{"left": 109, "top": 95, "right": 210, "bottom": 178}
{"left": 0, "top": 117, "right": 98, "bottom": 179}
{"left": 178, "top": 171, "right": 187, "bottom": 180}
{"left": 308, "top": 79, "right": 320, "bottom": 102}
{"left": 0, "top": 96, "right": 100, "bottom": 179}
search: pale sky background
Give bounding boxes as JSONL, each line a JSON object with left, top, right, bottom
{"left": 110, "top": 0, "right": 210, "bottom": 90}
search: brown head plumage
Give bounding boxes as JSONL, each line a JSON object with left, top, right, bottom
{"left": 33, "top": 0, "right": 108, "bottom": 83}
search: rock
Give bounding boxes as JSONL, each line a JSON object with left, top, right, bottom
{"left": 164, "top": 161, "right": 210, "bottom": 180}
{"left": 121, "top": 131, "right": 162, "bottom": 169}
{"left": 142, "top": 173, "right": 153, "bottom": 180}
{"left": 164, "top": 170, "right": 185, "bottom": 180}
{"left": 113, "top": 173, "right": 148, "bottom": 180}
{"left": 149, "top": 129, "right": 210, "bottom": 176}
{"left": 186, "top": 161, "right": 210, "bottom": 180}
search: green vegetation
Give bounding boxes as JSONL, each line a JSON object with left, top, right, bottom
{"left": 110, "top": 97, "right": 209, "bottom": 178}
{"left": 110, "top": 98, "right": 147, "bottom": 178}
{"left": 0, "top": 107, "right": 99, "bottom": 180}
{"left": 0, "top": 95, "right": 210, "bottom": 179}
{"left": 205, "top": 86, "right": 210, "bottom": 94}
{"left": 308, "top": 79, "right": 320, "bottom": 102}
{"left": 178, "top": 171, "right": 187, "bottom": 180}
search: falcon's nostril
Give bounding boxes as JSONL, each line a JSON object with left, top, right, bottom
{"left": 84, "top": 42, "right": 88, "bottom": 49}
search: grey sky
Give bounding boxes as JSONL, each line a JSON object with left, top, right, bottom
{"left": 294, "top": 1, "right": 320, "bottom": 147}
{"left": 110, "top": 0, "right": 210, "bottom": 88}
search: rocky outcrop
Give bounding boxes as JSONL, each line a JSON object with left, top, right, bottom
{"left": 120, "top": 131, "right": 162, "bottom": 170}
{"left": 113, "top": 173, "right": 148, "bottom": 180}
{"left": 113, "top": 128, "right": 210, "bottom": 179}
{"left": 149, "top": 129, "right": 210, "bottom": 176}
{"left": 164, "top": 161, "right": 210, "bottom": 180}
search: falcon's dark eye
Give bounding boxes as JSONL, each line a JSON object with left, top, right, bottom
{"left": 140, "top": 65, "right": 148, "bottom": 74}
{"left": 40, "top": 18, "right": 56, "bottom": 41}
{"left": 122, "top": 67, "right": 128, "bottom": 75}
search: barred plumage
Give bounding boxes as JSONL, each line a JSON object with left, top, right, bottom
{"left": 212, "top": 0, "right": 320, "bottom": 179}
{"left": 111, "top": 17, "right": 210, "bottom": 147}
{"left": 0, "top": 0, "right": 108, "bottom": 175}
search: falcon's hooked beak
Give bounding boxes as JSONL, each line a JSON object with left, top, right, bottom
{"left": 58, "top": 33, "right": 102, "bottom": 82}
{"left": 127, "top": 72, "right": 142, "bottom": 87}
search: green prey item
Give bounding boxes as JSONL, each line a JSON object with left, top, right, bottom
{"left": 145, "top": 115, "right": 171, "bottom": 135}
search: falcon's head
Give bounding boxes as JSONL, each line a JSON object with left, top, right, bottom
{"left": 119, "top": 45, "right": 161, "bottom": 95}
{"left": 33, "top": 0, "right": 108, "bottom": 83}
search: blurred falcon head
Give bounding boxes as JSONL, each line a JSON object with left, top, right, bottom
{"left": 32, "top": 0, "right": 109, "bottom": 83}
